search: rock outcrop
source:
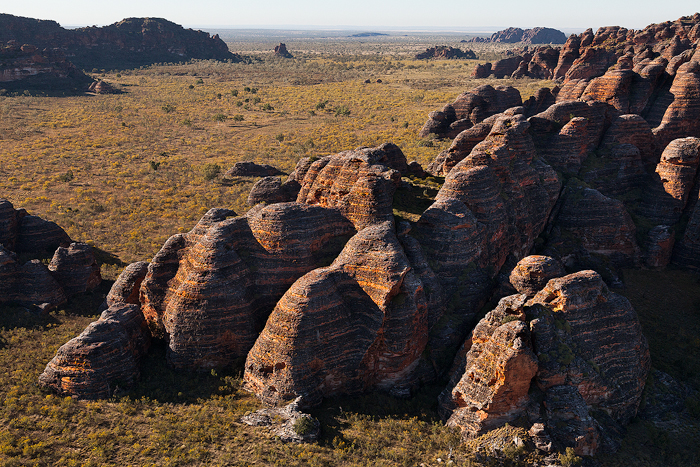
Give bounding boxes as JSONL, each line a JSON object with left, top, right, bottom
{"left": 466, "top": 27, "right": 566, "bottom": 45}
{"left": 247, "top": 176, "right": 299, "bottom": 205}
{"left": 0, "top": 14, "right": 241, "bottom": 70}
{"left": 415, "top": 46, "right": 476, "bottom": 60}
{"left": 38, "top": 304, "right": 151, "bottom": 399}
{"left": 296, "top": 143, "right": 406, "bottom": 230}
{"left": 224, "top": 162, "right": 285, "bottom": 178}
{"left": 274, "top": 43, "right": 293, "bottom": 59}
{"left": 440, "top": 269, "right": 650, "bottom": 456}
{"left": 419, "top": 85, "right": 522, "bottom": 139}
{"left": 244, "top": 221, "right": 429, "bottom": 405}
{"left": 1, "top": 41, "right": 93, "bottom": 92}
{"left": 139, "top": 204, "right": 355, "bottom": 369}
{"left": 48, "top": 243, "right": 102, "bottom": 296}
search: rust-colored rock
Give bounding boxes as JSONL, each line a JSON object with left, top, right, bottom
{"left": 139, "top": 204, "right": 355, "bottom": 369}
{"left": 508, "top": 255, "right": 565, "bottom": 297}
{"left": 581, "top": 143, "right": 647, "bottom": 197}
{"left": 48, "top": 242, "right": 101, "bottom": 296}
{"left": 17, "top": 259, "right": 67, "bottom": 312}
{"left": 427, "top": 121, "right": 493, "bottom": 176}
{"left": 547, "top": 184, "right": 641, "bottom": 267}
{"left": 440, "top": 295, "right": 538, "bottom": 437}
{"left": 599, "top": 114, "right": 656, "bottom": 169}
{"left": 491, "top": 56, "right": 524, "bottom": 79}
{"left": 419, "top": 85, "right": 522, "bottom": 139}
{"left": 244, "top": 221, "right": 429, "bottom": 405}
{"left": 441, "top": 270, "right": 649, "bottom": 455}
{"left": 471, "top": 63, "right": 491, "bottom": 78}
{"left": 38, "top": 304, "right": 151, "bottom": 399}
{"left": 638, "top": 137, "right": 700, "bottom": 225}
{"left": 296, "top": 144, "right": 405, "bottom": 230}
{"left": 653, "top": 61, "right": 700, "bottom": 151}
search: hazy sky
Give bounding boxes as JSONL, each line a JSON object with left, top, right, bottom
{"left": 3, "top": 1, "right": 699, "bottom": 31}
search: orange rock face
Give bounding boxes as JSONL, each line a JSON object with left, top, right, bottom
{"left": 440, "top": 295, "right": 538, "bottom": 436}
{"left": 440, "top": 268, "right": 650, "bottom": 456}
{"left": 653, "top": 61, "right": 700, "bottom": 151}
{"left": 243, "top": 222, "right": 429, "bottom": 404}
{"left": 296, "top": 144, "right": 405, "bottom": 230}
{"left": 139, "top": 204, "right": 355, "bottom": 370}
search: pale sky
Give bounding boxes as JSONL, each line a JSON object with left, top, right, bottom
{"left": 3, "top": 1, "right": 699, "bottom": 32}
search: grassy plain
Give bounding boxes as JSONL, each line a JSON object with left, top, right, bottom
{"left": 2, "top": 33, "right": 698, "bottom": 466}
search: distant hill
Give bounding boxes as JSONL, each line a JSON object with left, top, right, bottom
{"left": 0, "top": 14, "right": 242, "bottom": 70}
{"left": 465, "top": 26, "right": 566, "bottom": 44}
{"left": 350, "top": 32, "right": 389, "bottom": 38}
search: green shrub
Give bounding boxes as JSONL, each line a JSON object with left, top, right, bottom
{"left": 559, "top": 447, "right": 582, "bottom": 466}
{"left": 213, "top": 113, "right": 227, "bottom": 122}
{"left": 293, "top": 416, "right": 315, "bottom": 436}
{"left": 202, "top": 163, "right": 221, "bottom": 180}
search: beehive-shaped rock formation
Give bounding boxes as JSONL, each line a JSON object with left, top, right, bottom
{"left": 244, "top": 221, "right": 429, "bottom": 405}
{"left": 139, "top": 204, "right": 355, "bottom": 369}
{"left": 296, "top": 143, "right": 405, "bottom": 230}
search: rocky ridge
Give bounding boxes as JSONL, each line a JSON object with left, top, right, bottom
{"left": 0, "top": 14, "right": 240, "bottom": 70}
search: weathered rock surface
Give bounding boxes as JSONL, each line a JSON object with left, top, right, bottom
{"left": 244, "top": 221, "right": 428, "bottom": 405}
{"left": 508, "top": 255, "right": 565, "bottom": 297}
{"left": 638, "top": 137, "right": 700, "bottom": 225}
{"left": 48, "top": 242, "right": 101, "bottom": 296}
{"left": 241, "top": 397, "right": 320, "bottom": 443}
{"left": 0, "top": 40, "right": 93, "bottom": 92}
{"left": 38, "top": 304, "right": 151, "bottom": 399}
{"left": 419, "top": 85, "right": 522, "bottom": 139}
{"left": 296, "top": 144, "right": 405, "bottom": 230}
{"left": 466, "top": 27, "right": 566, "bottom": 45}
{"left": 653, "top": 61, "right": 700, "bottom": 151}
{"left": 247, "top": 176, "right": 299, "bottom": 205}
{"left": 581, "top": 143, "right": 647, "bottom": 197}
{"left": 440, "top": 295, "right": 538, "bottom": 436}
{"left": 415, "top": 46, "right": 476, "bottom": 60}
{"left": 545, "top": 184, "right": 641, "bottom": 268}
{"left": 88, "top": 80, "right": 120, "bottom": 94}
{"left": 225, "top": 161, "right": 285, "bottom": 178}
{"left": 103, "top": 261, "right": 149, "bottom": 309}
{"left": 644, "top": 225, "right": 675, "bottom": 268}
{"left": 440, "top": 269, "right": 650, "bottom": 456}
{"left": 139, "top": 204, "right": 355, "bottom": 369}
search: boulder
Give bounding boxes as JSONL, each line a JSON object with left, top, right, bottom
{"left": 296, "top": 144, "right": 405, "bottom": 230}
{"left": 139, "top": 204, "right": 355, "bottom": 369}
{"left": 38, "top": 304, "right": 151, "bottom": 399}
{"left": 17, "top": 260, "right": 67, "bottom": 312}
{"left": 247, "top": 176, "right": 299, "bottom": 205}
{"left": 15, "top": 214, "right": 71, "bottom": 254}
{"left": 508, "top": 255, "right": 565, "bottom": 297}
{"left": 274, "top": 43, "right": 293, "bottom": 59}
{"left": 48, "top": 242, "right": 101, "bottom": 296}
{"left": 103, "top": 261, "right": 149, "bottom": 309}
{"left": 224, "top": 161, "right": 285, "bottom": 178}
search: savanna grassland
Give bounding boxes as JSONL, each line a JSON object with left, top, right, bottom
{"left": 1, "top": 32, "right": 699, "bottom": 467}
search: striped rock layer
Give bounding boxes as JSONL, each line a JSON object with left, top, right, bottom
{"left": 38, "top": 304, "right": 151, "bottom": 399}
{"left": 139, "top": 204, "right": 355, "bottom": 370}
{"left": 243, "top": 221, "right": 429, "bottom": 405}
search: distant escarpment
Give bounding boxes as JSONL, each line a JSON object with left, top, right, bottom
{"left": 466, "top": 27, "right": 566, "bottom": 44}
{"left": 0, "top": 14, "right": 240, "bottom": 70}
{"left": 1, "top": 41, "right": 93, "bottom": 92}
